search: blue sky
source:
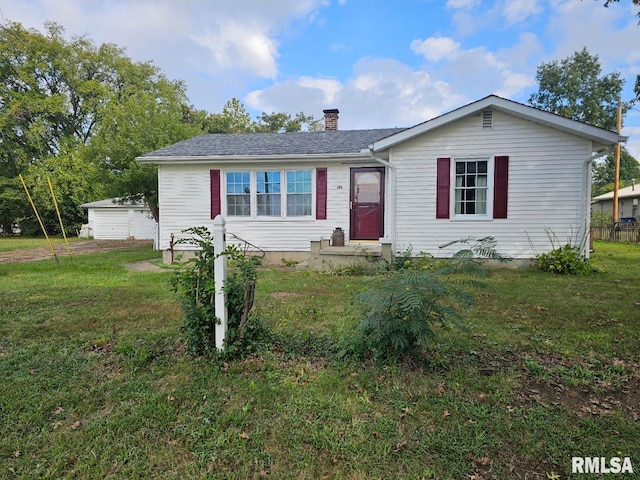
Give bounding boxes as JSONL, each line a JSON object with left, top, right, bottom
{"left": 3, "top": 0, "right": 640, "bottom": 157}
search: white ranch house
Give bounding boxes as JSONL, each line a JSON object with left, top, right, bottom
{"left": 137, "top": 95, "right": 619, "bottom": 265}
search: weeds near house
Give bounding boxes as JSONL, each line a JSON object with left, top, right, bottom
{"left": 535, "top": 243, "right": 595, "bottom": 275}
{"left": 533, "top": 227, "right": 595, "bottom": 275}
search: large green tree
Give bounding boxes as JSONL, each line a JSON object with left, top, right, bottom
{"left": 255, "top": 111, "right": 323, "bottom": 132}
{"left": 0, "top": 21, "right": 322, "bottom": 234}
{"left": 528, "top": 48, "right": 629, "bottom": 131}
{"left": 201, "top": 98, "right": 323, "bottom": 134}
{"left": 86, "top": 64, "right": 202, "bottom": 221}
{"left": 0, "top": 21, "right": 200, "bottom": 232}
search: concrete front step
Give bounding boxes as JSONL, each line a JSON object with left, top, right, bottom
{"left": 308, "top": 239, "right": 392, "bottom": 270}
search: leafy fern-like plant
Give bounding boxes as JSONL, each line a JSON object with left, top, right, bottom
{"left": 356, "top": 237, "right": 505, "bottom": 361}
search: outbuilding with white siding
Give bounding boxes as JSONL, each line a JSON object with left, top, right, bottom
{"left": 137, "top": 96, "right": 619, "bottom": 263}
{"left": 80, "top": 198, "right": 157, "bottom": 240}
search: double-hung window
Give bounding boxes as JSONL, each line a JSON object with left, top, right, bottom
{"left": 225, "top": 170, "right": 313, "bottom": 218}
{"left": 226, "top": 172, "right": 251, "bottom": 216}
{"left": 286, "top": 170, "right": 312, "bottom": 216}
{"left": 257, "top": 172, "right": 281, "bottom": 216}
{"left": 454, "top": 159, "right": 488, "bottom": 215}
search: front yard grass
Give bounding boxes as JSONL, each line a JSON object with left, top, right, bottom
{"left": 0, "top": 236, "right": 82, "bottom": 252}
{"left": 0, "top": 241, "right": 638, "bottom": 478}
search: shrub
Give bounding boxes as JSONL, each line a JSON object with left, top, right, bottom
{"left": 171, "top": 226, "right": 268, "bottom": 357}
{"left": 535, "top": 244, "right": 594, "bottom": 275}
{"left": 591, "top": 211, "right": 613, "bottom": 229}
{"left": 355, "top": 237, "right": 505, "bottom": 361}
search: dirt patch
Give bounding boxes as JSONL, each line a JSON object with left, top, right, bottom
{"left": 515, "top": 376, "right": 640, "bottom": 420}
{"left": 0, "top": 240, "right": 153, "bottom": 264}
{"left": 464, "top": 349, "right": 640, "bottom": 421}
{"left": 271, "top": 291, "right": 301, "bottom": 300}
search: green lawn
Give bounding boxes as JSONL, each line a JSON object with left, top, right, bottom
{"left": 0, "top": 236, "right": 81, "bottom": 252}
{"left": 0, "top": 242, "right": 638, "bottom": 479}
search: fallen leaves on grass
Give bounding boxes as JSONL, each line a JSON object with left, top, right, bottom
{"left": 393, "top": 440, "right": 407, "bottom": 453}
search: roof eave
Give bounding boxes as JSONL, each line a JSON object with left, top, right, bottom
{"left": 136, "top": 152, "right": 371, "bottom": 164}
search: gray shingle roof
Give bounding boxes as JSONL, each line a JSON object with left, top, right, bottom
{"left": 140, "top": 128, "right": 406, "bottom": 158}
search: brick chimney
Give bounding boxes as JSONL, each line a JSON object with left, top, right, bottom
{"left": 323, "top": 109, "right": 339, "bottom": 131}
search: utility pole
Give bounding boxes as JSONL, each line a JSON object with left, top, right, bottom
{"left": 612, "top": 97, "right": 622, "bottom": 223}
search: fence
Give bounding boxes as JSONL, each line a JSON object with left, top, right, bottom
{"left": 591, "top": 223, "right": 640, "bottom": 243}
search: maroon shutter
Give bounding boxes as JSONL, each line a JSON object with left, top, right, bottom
{"left": 493, "top": 156, "right": 509, "bottom": 219}
{"left": 210, "top": 169, "right": 221, "bottom": 219}
{"left": 436, "top": 158, "right": 450, "bottom": 219}
{"left": 316, "top": 168, "right": 327, "bottom": 219}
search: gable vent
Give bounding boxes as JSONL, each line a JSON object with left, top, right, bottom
{"left": 482, "top": 109, "right": 493, "bottom": 128}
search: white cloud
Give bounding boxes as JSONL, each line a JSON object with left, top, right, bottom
{"left": 247, "top": 58, "right": 465, "bottom": 129}
{"left": 297, "top": 77, "right": 341, "bottom": 104}
{"left": 624, "top": 126, "right": 640, "bottom": 160}
{"left": 445, "top": 0, "right": 477, "bottom": 9}
{"left": 410, "top": 37, "right": 461, "bottom": 62}
{"left": 496, "top": 70, "right": 537, "bottom": 98}
{"left": 0, "top": 0, "right": 331, "bottom": 110}
{"left": 191, "top": 22, "right": 279, "bottom": 78}
{"left": 500, "top": 0, "right": 542, "bottom": 24}
{"left": 409, "top": 32, "right": 539, "bottom": 103}
{"left": 545, "top": 0, "right": 640, "bottom": 68}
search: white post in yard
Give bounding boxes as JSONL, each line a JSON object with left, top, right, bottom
{"left": 213, "top": 215, "right": 228, "bottom": 350}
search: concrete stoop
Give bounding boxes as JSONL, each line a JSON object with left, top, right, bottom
{"left": 308, "top": 239, "right": 392, "bottom": 270}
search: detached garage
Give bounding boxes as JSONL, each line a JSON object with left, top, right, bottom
{"left": 80, "top": 198, "right": 157, "bottom": 240}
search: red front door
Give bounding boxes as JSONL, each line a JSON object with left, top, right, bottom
{"left": 350, "top": 167, "right": 385, "bottom": 240}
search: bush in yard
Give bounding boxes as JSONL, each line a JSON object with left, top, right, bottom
{"left": 535, "top": 244, "right": 594, "bottom": 275}
{"left": 355, "top": 237, "right": 506, "bottom": 361}
{"left": 591, "top": 211, "right": 612, "bottom": 229}
{"left": 171, "top": 227, "right": 268, "bottom": 357}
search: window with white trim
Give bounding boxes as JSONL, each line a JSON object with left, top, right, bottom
{"left": 225, "top": 170, "right": 313, "bottom": 218}
{"left": 257, "top": 171, "right": 281, "bottom": 216}
{"left": 226, "top": 172, "right": 251, "bottom": 216}
{"left": 286, "top": 170, "right": 312, "bottom": 216}
{"left": 454, "top": 159, "right": 489, "bottom": 215}
{"left": 436, "top": 156, "right": 508, "bottom": 220}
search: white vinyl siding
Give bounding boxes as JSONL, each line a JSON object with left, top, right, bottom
{"left": 391, "top": 110, "right": 592, "bottom": 259}
{"left": 155, "top": 109, "right": 596, "bottom": 259}
{"left": 157, "top": 162, "right": 358, "bottom": 252}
